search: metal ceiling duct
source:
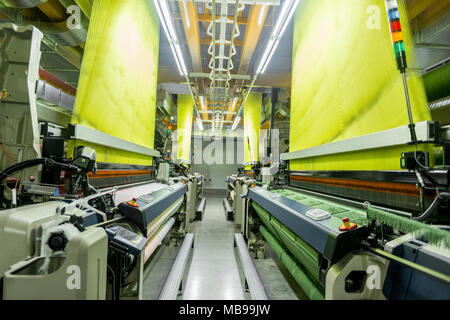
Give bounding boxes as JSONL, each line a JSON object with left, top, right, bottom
{"left": 0, "top": 0, "right": 47, "bottom": 8}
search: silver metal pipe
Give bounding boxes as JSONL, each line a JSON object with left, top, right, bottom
{"left": 401, "top": 72, "right": 414, "bottom": 127}
{"left": 234, "top": 74, "right": 257, "bottom": 118}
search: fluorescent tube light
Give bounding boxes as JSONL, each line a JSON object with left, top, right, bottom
{"left": 231, "top": 97, "right": 238, "bottom": 110}
{"left": 256, "top": 0, "right": 300, "bottom": 74}
{"left": 258, "top": 5, "right": 267, "bottom": 26}
{"left": 200, "top": 96, "right": 206, "bottom": 109}
{"left": 182, "top": 1, "right": 190, "bottom": 29}
{"left": 279, "top": 0, "right": 300, "bottom": 38}
{"left": 154, "top": 0, "right": 188, "bottom": 76}
{"left": 232, "top": 116, "right": 241, "bottom": 131}
{"left": 160, "top": 0, "right": 177, "bottom": 40}
{"left": 197, "top": 117, "right": 204, "bottom": 131}
{"left": 261, "top": 39, "right": 280, "bottom": 74}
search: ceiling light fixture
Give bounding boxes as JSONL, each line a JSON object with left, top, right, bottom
{"left": 197, "top": 116, "right": 204, "bottom": 131}
{"left": 200, "top": 96, "right": 206, "bottom": 110}
{"left": 256, "top": 0, "right": 300, "bottom": 74}
{"left": 231, "top": 97, "right": 238, "bottom": 110}
{"left": 231, "top": 116, "right": 241, "bottom": 130}
{"left": 182, "top": 1, "right": 190, "bottom": 29}
{"left": 258, "top": 5, "right": 267, "bottom": 26}
{"left": 154, "top": 0, "right": 187, "bottom": 76}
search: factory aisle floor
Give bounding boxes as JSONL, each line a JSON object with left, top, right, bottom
{"left": 182, "top": 197, "right": 245, "bottom": 300}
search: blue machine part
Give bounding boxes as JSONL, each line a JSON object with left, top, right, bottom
{"left": 63, "top": 205, "right": 106, "bottom": 228}
{"left": 248, "top": 186, "right": 368, "bottom": 263}
{"left": 106, "top": 225, "right": 147, "bottom": 257}
{"left": 79, "top": 210, "right": 104, "bottom": 227}
{"left": 118, "top": 182, "right": 188, "bottom": 232}
{"left": 227, "top": 176, "right": 236, "bottom": 184}
{"left": 383, "top": 239, "right": 450, "bottom": 300}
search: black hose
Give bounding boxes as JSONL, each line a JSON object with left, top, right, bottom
{"left": 0, "top": 158, "right": 48, "bottom": 183}
{"left": 413, "top": 192, "right": 450, "bottom": 221}
{"left": 419, "top": 167, "right": 447, "bottom": 188}
{"left": 0, "top": 158, "right": 81, "bottom": 183}
{"left": 413, "top": 196, "right": 442, "bottom": 221}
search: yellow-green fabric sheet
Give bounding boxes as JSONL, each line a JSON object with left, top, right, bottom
{"left": 290, "top": 0, "right": 432, "bottom": 171}
{"left": 244, "top": 93, "right": 262, "bottom": 170}
{"left": 176, "top": 94, "right": 194, "bottom": 164}
{"left": 70, "top": 0, "right": 160, "bottom": 165}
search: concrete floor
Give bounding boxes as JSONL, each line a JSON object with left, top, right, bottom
{"left": 142, "top": 244, "right": 179, "bottom": 300}
{"left": 182, "top": 197, "right": 245, "bottom": 300}
{"left": 254, "top": 259, "right": 304, "bottom": 300}
{"left": 141, "top": 196, "right": 301, "bottom": 300}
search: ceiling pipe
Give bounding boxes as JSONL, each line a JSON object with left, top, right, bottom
{"left": 232, "top": 73, "right": 257, "bottom": 126}
{"left": 0, "top": 0, "right": 47, "bottom": 8}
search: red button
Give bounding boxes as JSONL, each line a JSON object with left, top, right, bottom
{"left": 127, "top": 198, "right": 139, "bottom": 207}
{"left": 339, "top": 217, "right": 357, "bottom": 231}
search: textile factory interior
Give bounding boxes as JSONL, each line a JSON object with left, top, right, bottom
{"left": 0, "top": 0, "right": 449, "bottom": 302}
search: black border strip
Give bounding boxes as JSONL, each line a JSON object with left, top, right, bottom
{"left": 289, "top": 170, "right": 449, "bottom": 186}
{"left": 97, "top": 162, "right": 156, "bottom": 171}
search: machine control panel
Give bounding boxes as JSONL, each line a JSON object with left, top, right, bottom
{"left": 106, "top": 226, "right": 147, "bottom": 257}
{"left": 118, "top": 183, "right": 188, "bottom": 232}
{"left": 248, "top": 186, "right": 368, "bottom": 263}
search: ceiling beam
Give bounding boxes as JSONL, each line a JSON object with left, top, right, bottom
{"left": 178, "top": 0, "right": 208, "bottom": 118}
{"left": 198, "top": 14, "right": 248, "bottom": 25}
{"left": 254, "top": 71, "right": 291, "bottom": 88}
{"left": 413, "top": 0, "right": 450, "bottom": 31}
{"left": 406, "top": 0, "right": 437, "bottom": 21}
{"left": 238, "top": 4, "right": 269, "bottom": 74}
{"left": 200, "top": 38, "right": 244, "bottom": 46}
{"left": 158, "top": 66, "right": 185, "bottom": 83}
{"left": 179, "top": 0, "right": 202, "bottom": 73}
{"left": 38, "top": 0, "right": 67, "bottom": 22}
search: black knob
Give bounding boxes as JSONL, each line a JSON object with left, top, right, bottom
{"left": 47, "top": 232, "right": 68, "bottom": 252}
